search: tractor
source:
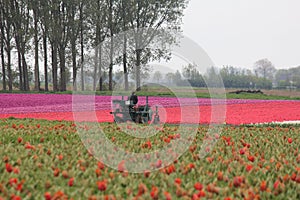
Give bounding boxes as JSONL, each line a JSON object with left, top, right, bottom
{"left": 110, "top": 96, "right": 160, "bottom": 124}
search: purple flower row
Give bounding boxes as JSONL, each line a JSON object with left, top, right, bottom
{"left": 0, "top": 93, "right": 297, "bottom": 114}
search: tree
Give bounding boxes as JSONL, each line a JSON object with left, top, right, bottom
{"left": 205, "top": 66, "right": 223, "bottom": 88}
{"left": 0, "top": 6, "right": 6, "bottom": 90}
{"left": 107, "top": 0, "right": 114, "bottom": 91}
{"left": 11, "top": 0, "right": 32, "bottom": 91}
{"left": 165, "top": 72, "right": 174, "bottom": 84}
{"left": 127, "top": 0, "right": 188, "bottom": 91}
{"left": 254, "top": 58, "right": 276, "bottom": 81}
{"left": 121, "top": 0, "right": 129, "bottom": 90}
{"left": 0, "top": 0, "right": 190, "bottom": 92}
{"left": 39, "top": 0, "right": 51, "bottom": 91}
{"left": 88, "top": 0, "right": 108, "bottom": 91}
{"left": 67, "top": 0, "right": 81, "bottom": 91}
{"left": 0, "top": 0, "right": 13, "bottom": 91}
{"left": 30, "top": 0, "right": 41, "bottom": 91}
{"left": 173, "top": 70, "right": 185, "bottom": 86}
{"left": 79, "top": 0, "right": 85, "bottom": 91}
{"left": 57, "top": 0, "right": 71, "bottom": 91}
{"left": 153, "top": 70, "right": 162, "bottom": 83}
{"left": 48, "top": 0, "right": 59, "bottom": 92}
{"left": 275, "top": 69, "right": 289, "bottom": 88}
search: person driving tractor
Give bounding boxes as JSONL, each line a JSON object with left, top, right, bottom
{"left": 129, "top": 91, "right": 138, "bottom": 106}
{"left": 128, "top": 91, "right": 139, "bottom": 122}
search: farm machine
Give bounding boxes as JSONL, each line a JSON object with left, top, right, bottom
{"left": 110, "top": 96, "right": 160, "bottom": 124}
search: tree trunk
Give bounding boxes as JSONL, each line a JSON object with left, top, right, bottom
{"left": 93, "top": 24, "right": 100, "bottom": 91}
{"left": 93, "top": 46, "right": 98, "bottom": 91}
{"left": 43, "top": 31, "right": 48, "bottom": 91}
{"left": 33, "top": 8, "right": 40, "bottom": 91}
{"left": 109, "top": 38, "right": 113, "bottom": 91}
{"left": 59, "top": 46, "right": 66, "bottom": 91}
{"left": 0, "top": 23, "right": 6, "bottom": 91}
{"left": 79, "top": 3, "right": 84, "bottom": 91}
{"left": 52, "top": 42, "right": 58, "bottom": 92}
{"left": 17, "top": 45, "right": 23, "bottom": 90}
{"left": 123, "top": 34, "right": 128, "bottom": 91}
{"left": 99, "top": 43, "right": 103, "bottom": 91}
{"left": 122, "top": 0, "right": 128, "bottom": 91}
{"left": 108, "top": 0, "right": 113, "bottom": 91}
{"left": 14, "top": 29, "right": 24, "bottom": 90}
{"left": 71, "top": 38, "right": 77, "bottom": 91}
{"left": 6, "top": 40, "right": 12, "bottom": 91}
{"left": 135, "top": 49, "right": 141, "bottom": 91}
{"left": 21, "top": 47, "right": 29, "bottom": 91}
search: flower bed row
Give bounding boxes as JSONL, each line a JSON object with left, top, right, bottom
{"left": 1, "top": 94, "right": 300, "bottom": 125}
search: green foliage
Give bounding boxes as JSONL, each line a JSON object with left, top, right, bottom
{"left": 0, "top": 118, "right": 300, "bottom": 199}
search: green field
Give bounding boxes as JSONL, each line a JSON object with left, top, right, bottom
{"left": 1, "top": 118, "right": 299, "bottom": 199}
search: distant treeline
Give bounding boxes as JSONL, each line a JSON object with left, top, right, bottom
{"left": 153, "top": 62, "right": 300, "bottom": 89}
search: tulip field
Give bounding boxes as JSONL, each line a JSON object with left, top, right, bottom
{"left": 1, "top": 94, "right": 300, "bottom": 125}
{"left": 0, "top": 93, "right": 300, "bottom": 199}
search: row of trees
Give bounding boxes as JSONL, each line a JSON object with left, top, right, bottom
{"left": 152, "top": 59, "right": 300, "bottom": 89}
{"left": 0, "top": 0, "right": 188, "bottom": 92}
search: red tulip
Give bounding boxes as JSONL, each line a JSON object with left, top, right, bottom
{"left": 247, "top": 155, "right": 255, "bottom": 162}
{"left": 98, "top": 161, "right": 105, "bottom": 170}
{"left": 11, "top": 196, "right": 21, "bottom": 200}
{"left": 174, "top": 178, "right": 181, "bottom": 185}
{"left": 111, "top": 137, "right": 116, "bottom": 142}
{"left": 5, "top": 163, "right": 13, "bottom": 173}
{"left": 197, "top": 190, "right": 206, "bottom": 197}
{"left": 156, "top": 159, "right": 162, "bottom": 168}
{"left": 137, "top": 183, "right": 147, "bottom": 196}
{"left": 9, "top": 178, "right": 18, "bottom": 186}
{"left": 260, "top": 180, "right": 267, "bottom": 191}
{"left": 164, "top": 137, "right": 171, "bottom": 143}
{"left": 97, "top": 180, "right": 107, "bottom": 191}
{"left": 62, "top": 170, "right": 69, "bottom": 178}
{"left": 44, "top": 192, "right": 51, "bottom": 200}
{"left": 165, "top": 164, "right": 175, "bottom": 175}
{"left": 95, "top": 168, "right": 101, "bottom": 177}
{"left": 192, "top": 193, "right": 199, "bottom": 200}
{"left": 233, "top": 176, "right": 244, "bottom": 187}
{"left": 273, "top": 180, "right": 280, "bottom": 189}
{"left": 164, "top": 191, "right": 172, "bottom": 200}
{"left": 288, "top": 138, "right": 293, "bottom": 143}
{"left": 188, "top": 163, "right": 195, "bottom": 169}
{"left": 118, "top": 160, "right": 126, "bottom": 172}
{"left": 25, "top": 142, "right": 35, "bottom": 150}
{"left": 217, "top": 171, "right": 223, "bottom": 181}
{"left": 246, "top": 164, "right": 253, "bottom": 172}
{"left": 194, "top": 182, "right": 203, "bottom": 191}
{"left": 150, "top": 186, "right": 159, "bottom": 199}
{"left": 145, "top": 140, "right": 152, "bottom": 149}
{"left": 53, "top": 168, "right": 60, "bottom": 177}
{"left": 144, "top": 170, "right": 150, "bottom": 178}
{"left": 68, "top": 177, "right": 74, "bottom": 187}
{"left": 17, "top": 137, "right": 23, "bottom": 143}
{"left": 239, "top": 148, "right": 245, "bottom": 155}
{"left": 57, "top": 154, "right": 63, "bottom": 160}
{"left": 16, "top": 183, "right": 23, "bottom": 191}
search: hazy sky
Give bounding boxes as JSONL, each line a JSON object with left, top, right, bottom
{"left": 182, "top": 0, "right": 300, "bottom": 69}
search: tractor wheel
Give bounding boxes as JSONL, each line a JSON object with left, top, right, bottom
{"left": 135, "top": 115, "right": 143, "bottom": 124}
{"left": 114, "top": 116, "right": 124, "bottom": 123}
{"left": 153, "top": 115, "right": 160, "bottom": 124}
